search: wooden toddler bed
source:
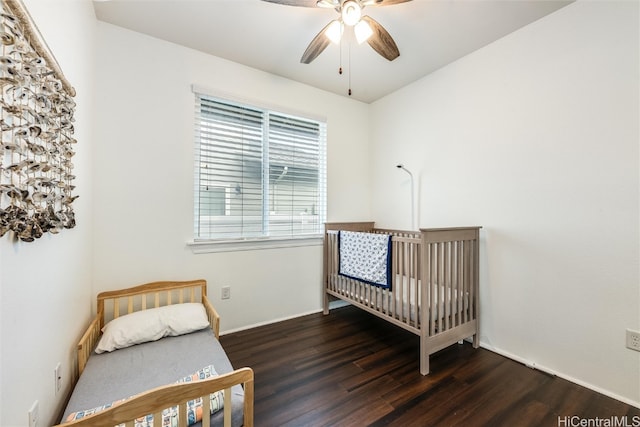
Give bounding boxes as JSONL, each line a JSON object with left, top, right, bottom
{"left": 323, "top": 222, "right": 481, "bottom": 375}
{"left": 55, "top": 279, "right": 254, "bottom": 427}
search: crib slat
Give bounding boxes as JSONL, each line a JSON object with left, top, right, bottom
{"left": 444, "top": 242, "right": 450, "bottom": 331}
{"left": 413, "top": 242, "right": 419, "bottom": 328}
{"left": 470, "top": 239, "right": 476, "bottom": 320}
{"left": 397, "top": 240, "right": 404, "bottom": 322}
{"left": 453, "top": 242, "right": 463, "bottom": 326}
{"left": 429, "top": 243, "right": 437, "bottom": 337}
{"left": 404, "top": 239, "right": 410, "bottom": 323}
{"left": 468, "top": 240, "right": 474, "bottom": 321}
{"left": 448, "top": 242, "right": 454, "bottom": 329}
{"left": 153, "top": 411, "right": 162, "bottom": 427}
{"left": 390, "top": 241, "right": 397, "bottom": 318}
{"left": 459, "top": 240, "right": 465, "bottom": 324}
{"left": 438, "top": 242, "right": 444, "bottom": 331}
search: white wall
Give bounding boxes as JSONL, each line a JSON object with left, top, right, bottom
{"left": 0, "top": 1, "right": 96, "bottom": 426}
{"left": 92, "top": 22, "right": 371, "bottom": 333}
{"left": 3, "top": 1, "right": 637, "bottom": 425}
{"left": 370, "top": 0, "right": 639, "bottom": 405}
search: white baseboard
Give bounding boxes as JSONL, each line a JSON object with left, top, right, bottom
{"left": 220, "top": 308, "right": 324, "bottom": 335}
{"left": 328, "top": 300, "right": 351, "bottom": 310}
{"left": 480, "top": 342, "right": 640, "bottom": 409}
{"left": 220, "top": 301, "right": 352, "bottom": 335}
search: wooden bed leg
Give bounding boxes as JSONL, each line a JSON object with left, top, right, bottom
{"left": 473, "top": 333, "right": 480, "bottom": 349}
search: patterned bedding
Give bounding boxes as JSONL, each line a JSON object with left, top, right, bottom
{"left": 62, "top": 328, "right": 245, "bottom": 427}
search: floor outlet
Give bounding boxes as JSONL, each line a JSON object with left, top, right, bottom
{"left": 28, "top": 400, "right": 38, "bottom": 427}
{"left": 221, "top": 286, "right": 231, "bottom": 300}
{"left": 627, "top": 329, "right": 640, "bottom": 352}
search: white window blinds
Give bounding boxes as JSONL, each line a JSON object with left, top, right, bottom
{"left": 194, "top": 93, "right": 327, "bottom": 241}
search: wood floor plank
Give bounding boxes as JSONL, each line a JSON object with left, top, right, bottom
{"left": 220, "top": 306, "right": 640, "bottom": 426}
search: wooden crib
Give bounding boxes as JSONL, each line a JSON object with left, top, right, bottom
{"left": 323, "top": 222, "right": 481, "bottom": 375}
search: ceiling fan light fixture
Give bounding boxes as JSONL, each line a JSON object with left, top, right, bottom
{"left": 354, "top": 19, "right": 373, "bottom": 44}
{"left": 341, "top": 0, "right": 362, "bottom": 26}
{"left": 326, "top": 20, "right": 343, "bottom": 44}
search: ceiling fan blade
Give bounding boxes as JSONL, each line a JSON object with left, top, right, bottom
{"left": 300, "top": 22, "right": 333, "bottom": 64}
{"left": 361, "top": 0, "right": 412, "bottom": 6}
{"left": 361, "top": 15, "right": 400, "bottom": 61}
{"left": 260, "top": 0, "right": 318, "bottom": 7}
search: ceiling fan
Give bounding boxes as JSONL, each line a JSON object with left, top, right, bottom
{"left": 262, "top": 0, "right": 412, "bottom": 64}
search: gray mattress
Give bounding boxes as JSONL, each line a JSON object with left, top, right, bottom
{"left": 62, "top": 328, "right": 245, "bottom": 426}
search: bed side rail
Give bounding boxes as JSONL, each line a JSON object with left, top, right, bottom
{"left": 54, "top": 367, "right": 254, "bottom": 427}
{"left": 76, "top": 309, "right": 102, "bottom": 377}
{"left": 202, "top": 295, "right": 221, "bottom": 339}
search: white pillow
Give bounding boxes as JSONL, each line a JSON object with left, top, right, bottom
{"left": 95, "top": 303, "right": 210, "bottom": 354}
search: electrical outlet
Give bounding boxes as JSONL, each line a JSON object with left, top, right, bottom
{"left": 221, "top": 286, "right": 231, "bottom": 300}
{"left": 28, "top": 400, "right": 38, "bottom": 427}
{"left": 54, "top": 363, "right": 62, "bottom": 394}
{"left": 627, "top": 329, "right": 640, "bottom": 352}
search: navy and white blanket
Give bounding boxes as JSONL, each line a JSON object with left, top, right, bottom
{"left": 338, "top": 230, "right": 392, "bottom": 289}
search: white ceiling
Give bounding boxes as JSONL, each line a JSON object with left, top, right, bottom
{"left": 93, "top": 0, "right": 573, "bottom": 103}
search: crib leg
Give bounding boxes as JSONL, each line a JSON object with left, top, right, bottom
{"left": 472, "top": 333, "right": 479, "bottom": 349}
{"left": 323, "top": 292, "right": 329, "bottom": 315}
{"left": 420, "top": 337, "right": 429, "bottom": 375}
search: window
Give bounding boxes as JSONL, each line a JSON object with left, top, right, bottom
{"left": 193, "top": 92, "right": 327, "bottom": 242}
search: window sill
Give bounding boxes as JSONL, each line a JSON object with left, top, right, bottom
{"left": 187, "top": 235, "right": 323, "bottom": 254}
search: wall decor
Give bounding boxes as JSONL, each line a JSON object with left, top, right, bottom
{"left": 0, "top": 0, "right": 77, "bottom": 242}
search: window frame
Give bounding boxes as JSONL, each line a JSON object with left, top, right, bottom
{"left": 188, "top": 86, "right": 327, "bottom": 253}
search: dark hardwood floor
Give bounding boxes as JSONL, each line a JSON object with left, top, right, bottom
{"left": 220, "top": 306, "right": 640, "bottom": 427}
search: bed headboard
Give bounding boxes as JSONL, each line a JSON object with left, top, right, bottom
{"left": 97, "top": 279, "right": 208, "bottom": 327}
{"left": 78, "top": 279, "right": 219, "bottom": 377}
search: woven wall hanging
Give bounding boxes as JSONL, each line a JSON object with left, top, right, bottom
{"left": 0, "top": 0, "right": 77, "bottom": 242}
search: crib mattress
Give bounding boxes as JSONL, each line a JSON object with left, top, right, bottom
{"left": 62, "top": 328, "right": 244, "bottom": 427}
{"left": 332, "top": 275, "right": 469, "bottom": 323}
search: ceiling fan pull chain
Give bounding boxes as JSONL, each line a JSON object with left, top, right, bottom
{"left": 339, "top": 36, "right": 343, "bottom": 75}
{"left": 348, "top": 42, "right": 352, "bottom": 96}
